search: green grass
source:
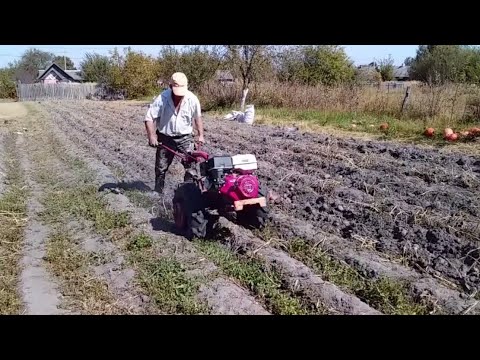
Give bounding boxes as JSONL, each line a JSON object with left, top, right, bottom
{"left": 127, "top": 233, "right": 153, "bottom": 251}
{"left": 128, "top": 233, "right": 206, "bottom": 314}
{"left": 212, "top": 106, "right": 480, "bottom": 146}
{"left": 255, "top": 108, "right": 425, "bottom": 138}
{"left": 286, "top": 238, "right": 436, "bottom": 315}
{"left": 40, "top": 185, "right": 129, "bottom": 234}
{"left": 195, "top": 239, "right": 322, "bottom": 315}
{"left": 0, "top": 134, "right": 28, "bottom": 314}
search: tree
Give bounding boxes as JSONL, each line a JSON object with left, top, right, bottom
{"left": 404, "top": 57, "right": 414, "bottom": 66}
{"left": 410, "top": 45, "right": 468, "bottom": 84}
{"left": 122, "top": 49, "right": 160, "bottom": 98}
{"left": 12, "top": 48, "right": 56, "bottom": 83}
{"left": 463, "top": 46, "right": 480, "bottom": 84}
{"left": 276, "top": 46, "right": 304, "bottom": 82}
{"left": 223, "top": 45, "right": 275, "bottom": 110}
{"left": 0, "top": 67, "right": 16, "bottom": 99}
{"left": 377, "top": 55, "right": 395, "bottom": 81}
{"left": 277, "top": 45, "right": 355, "bottom": 86}
{"left": 106, "top": 47, "right": 126, "bottom": 92}
{"left": 80, "top": 53, "right": 112, "bottom": 83}
{"left": 158, "top": 45, "right": 222, "bottom": 91}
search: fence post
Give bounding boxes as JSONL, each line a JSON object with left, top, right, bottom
{"left": 401, "top": 86, "right": 411, "bottom": 114}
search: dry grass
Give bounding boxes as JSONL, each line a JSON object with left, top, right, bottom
{"left": 0, "top": 134, "right": 28, "bottom": 314}
{"left": 201, "top": 81, "right": 480, "bottom": 123}
{"left": 201, "top": 81, "right": 480, "bottom": 143}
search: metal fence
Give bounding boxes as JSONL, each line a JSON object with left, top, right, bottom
{"left": 16, "top": 82, "right": 99, "bottom": 101}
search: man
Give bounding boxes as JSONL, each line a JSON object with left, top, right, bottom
{"left": 144, "top": 72, "right": 205, "bottom": 194}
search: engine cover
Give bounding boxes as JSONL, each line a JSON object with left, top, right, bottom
{"left": 231, "top": 154, "right": 257, "bottom": 171}
{"left": 219, "top": 174, "right": 259, "bottom": 201}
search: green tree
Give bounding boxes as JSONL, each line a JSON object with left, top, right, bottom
{"left": 158, "top": 45, "right": 222, "bottom": 90}
{"left": 80, "top": 53, "right": 112, "bottom": 83}
{"left": 404, "top": 57, "right": 414, "bottom": 66}
{"left": 106, "top": 47, "right": 126, "bottom": 92}
{"left": 463, "top": 46, "right": 480, "bottom": 84}
{"left": 277, "top": 45, "right": 355, "bottom": 86}
{"left": 276, "top": 46, "right": 304, "bottom": 82}
{"left": 223, "top": 45, "right": 276, "bottom": 109}
{"left": 378, "top": 55, "right": 395, "bottom": 81}
{"left": 12, "top": 48, "right": 56, "bottom": 83}
{"left": 122, "top": 49, "right": 160, "bottom": 98}
{"left": 410, "top": 45, "right": 468, "bottom": 84}
{"left": 0, "top": 67, "right": 16, "bottom": 99}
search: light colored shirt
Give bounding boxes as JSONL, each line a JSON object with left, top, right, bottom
{"left": 144, "top": 88, "right": 201, "bottom": 136}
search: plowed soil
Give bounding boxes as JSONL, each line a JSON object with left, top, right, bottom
{"left": 32, "top": 99, "right": 480, "bottom": 314}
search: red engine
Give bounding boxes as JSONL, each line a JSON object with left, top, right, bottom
{"left": 219, "top": 173, "right": 260, "bottom": 201}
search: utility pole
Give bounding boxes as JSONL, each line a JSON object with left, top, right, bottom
{"left": 64, "top": 50, "right": 67, "bottom": 70}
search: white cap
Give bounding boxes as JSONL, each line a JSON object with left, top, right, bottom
{"left": 170, "top": 72, "right": 188, "bottom": 96}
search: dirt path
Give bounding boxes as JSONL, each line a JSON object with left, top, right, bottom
{"left": 18, "top": 134, "right": 70, "bottom": 315}
{"left": 0, "top": 102, "right": 28, "bottom": 119}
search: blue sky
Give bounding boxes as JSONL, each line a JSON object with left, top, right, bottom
{"left": 0, "top": 45, "right": 419, "bottom": 68}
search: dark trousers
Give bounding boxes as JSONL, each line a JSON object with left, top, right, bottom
{"left": 155, "top": 131, "right": 195, "bottom": 193}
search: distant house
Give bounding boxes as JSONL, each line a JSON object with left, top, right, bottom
{"left": 357, "top": 62, "right": 377, "bottom": 71}
{"left": 37, "top": 63, "right": 84, "bottom": 84}
{"left": 215, "top": 70, "right": 235, "bottom": 83}
{"left": 355, "top": 62, "right": 381, "bottom": 84}
{"left": 393, "top": 65, "right": 410, "bottom": 81}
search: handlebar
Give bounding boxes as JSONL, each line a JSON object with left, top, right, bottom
{"left": 150, "top": 140, "right": 205, "bottom": 163}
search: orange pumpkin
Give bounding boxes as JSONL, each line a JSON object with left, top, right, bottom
{"left": 424, "top": 127, "right": 435, "bottom": 137}
{"left": 446, "top": 133, "right": 458, "bottom": 142}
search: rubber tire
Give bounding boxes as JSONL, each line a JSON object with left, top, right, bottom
{"left": 236, "top": 185, "right": 269, "bottom": 230}
{"left": 172, "top": 182, "right": 208, "bottom": 240}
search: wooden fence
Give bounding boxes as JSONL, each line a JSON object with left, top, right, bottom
{"left": 16, "top": 82, "right": 100, "bottom": 101}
